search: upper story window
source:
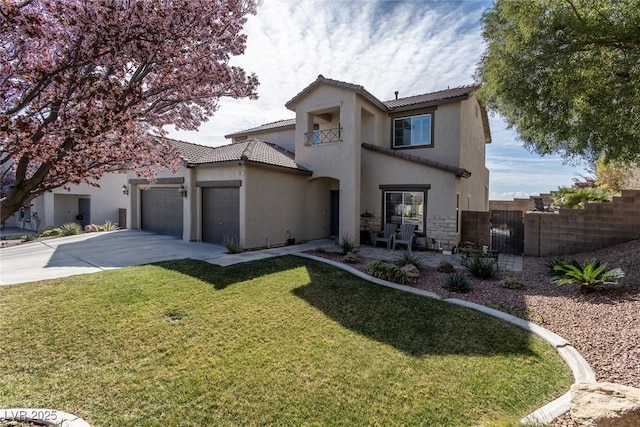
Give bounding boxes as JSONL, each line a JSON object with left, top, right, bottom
{"left": 393, "top": 113, "right": 432, "bottom": 148}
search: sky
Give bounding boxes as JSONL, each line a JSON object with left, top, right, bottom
{"left": 167, "top": 0, "right": 584, "bottom": 200}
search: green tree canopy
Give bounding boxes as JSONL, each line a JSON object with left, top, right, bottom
{"left": 477, "top": 0, "right": 640, "bottom": 163}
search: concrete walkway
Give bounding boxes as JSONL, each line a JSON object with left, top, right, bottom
{"left": 1, "top": 230, "right": 522, "bottom": 286}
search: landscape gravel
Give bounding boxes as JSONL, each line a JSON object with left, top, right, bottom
{"left": 312, "top": 239, "right": 640, "bottom": 426}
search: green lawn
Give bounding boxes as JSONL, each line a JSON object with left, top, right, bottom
{"left": 0, "top": 256, "right": 572, "bottom": 427}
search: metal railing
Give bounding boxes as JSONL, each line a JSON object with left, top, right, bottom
{"left": 304, "top": 127, "right": 342, "bottom": 146}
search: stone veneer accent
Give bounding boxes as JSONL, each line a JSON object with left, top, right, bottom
{"left": 426, "top": 215, "right": 457, "bottom": 249}
{"left": 525, "top": 190, "right": 640, "bottom": 256}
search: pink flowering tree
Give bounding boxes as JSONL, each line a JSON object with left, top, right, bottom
{"left": 0, "top": 0, "right": 259, "bottom": 223}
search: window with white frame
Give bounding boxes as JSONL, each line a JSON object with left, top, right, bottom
{"left": 393, "top": 113, "right": 432, "bottom": 147}
{"left": 384, "top": 191, "right": 425, "bottom": 232}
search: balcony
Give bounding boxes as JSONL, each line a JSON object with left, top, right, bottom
{"left": 304, "top": 127, "right": 342, "bottom": 146}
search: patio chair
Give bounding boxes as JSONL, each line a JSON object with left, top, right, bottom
{"left": 371, "top": 223, "right": 396, "bottom": 249}
{"left": 393, "top": 224, "right": 416, "bottom": 252}
{"left": 532, "top": 197, "right": 551, "bottom": 212}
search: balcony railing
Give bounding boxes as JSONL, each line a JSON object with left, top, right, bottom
{"left": 304, "top": 127, "right": 342, "bottom": 146}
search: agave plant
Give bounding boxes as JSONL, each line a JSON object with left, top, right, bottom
{"left": 551, "top": 259, "right": 625, "bottom": 290}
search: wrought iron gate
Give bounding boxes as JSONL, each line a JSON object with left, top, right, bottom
{"left": 490, "top": 210, "right": 524, "bottom": 255}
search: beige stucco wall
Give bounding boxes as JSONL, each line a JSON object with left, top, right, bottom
{"left": 292, "top": 85, "right": 363, "bottom": 244}
{"left": 459, "top": 96, "right": 490, "bottom": 212}
{"left": 243, "top": 167, "right": 329, "bottom": 249}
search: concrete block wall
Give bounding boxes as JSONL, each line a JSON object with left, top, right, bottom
{"left": 489, "top": 194, "right": 553, "bottom": 212}
{"left": 461, "top": 211, "right": 491, "bottom": 249}
{"left": 524, "top": 190, "right": 640, "bottom": 256}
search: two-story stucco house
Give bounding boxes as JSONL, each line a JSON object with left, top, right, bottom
{"left": 123, "top": 75, "right": 491, "bottom": 250}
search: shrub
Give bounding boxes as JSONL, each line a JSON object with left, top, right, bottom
{"left": 338, "top": 235, "right": 357, "bottom": 255}
{"left": 545, "top": 257, "right": 568, "bottom": 276}
{"left": 442, "top": 272, "right": 471, "bottom": 293}
{"left": 314, "top": 246, "right": 326, "bottom": 254}
{"left": 223, "top": 237, "right": 242, "bottom": 254}
{"left": 394, "top": 251, "right": 423, "bottom": 269}
{"left": 41, "top": 228, "right": 62, "bottom": 237}
{"left": 21, "top": 234, "right": 37, "bottom": 242}
{"left": 60, "top": 222, "right": 82, "bottom": 236}
{"left": 367, "top": 260, "right": 409, "bottom": 285}
{"left": 102, "top": 220, "right": 119, "bottom": 231}
{"left": 437, "top": 260, "right": 455, "bottom": 274}
{"left": 465, "top": 256, "right": 497, "bottom": 279}
{"left": 500, "top": 275, "right": 525, "bottom": 290}
{"left": 551, "top": 259, "right": 625, "bottom": 291}
{"left": 343, "top": 252, "right": 360, "bottom": 264}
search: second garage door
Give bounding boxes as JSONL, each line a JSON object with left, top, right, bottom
{"left": 140, "top": 187, "right": 184, "bottom": 238}
{"left": 202, "top": 187, "right": 240, "bottom": 244}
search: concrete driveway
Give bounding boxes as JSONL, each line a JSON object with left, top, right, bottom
{"left": 0, "top": 230, "right": 330, "bottom": 286}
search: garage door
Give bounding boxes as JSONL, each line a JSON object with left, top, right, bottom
{"left": 202, "top": 187, "right": 239, "bottom": 244}
{"left": 140, "top": 187, "right": 183, "bottom": 237}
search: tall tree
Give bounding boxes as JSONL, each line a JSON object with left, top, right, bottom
{"left": 0, "top": 0, "right": 259, "bottom": 223}
{"left": 477, "top": 0, "right": 640, "bottom": 163}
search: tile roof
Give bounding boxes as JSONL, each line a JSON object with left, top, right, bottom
{"left": 225, "top": 118, "right": 296, "bottom": 139}
{"left": 383, "top": 85, "right": 480, "bottom": 110}
{"left": 362, "top": 143, "right": 471, "bottom": 178}
{"left": 161, "top": 137, "right": 311, "bottom": 173}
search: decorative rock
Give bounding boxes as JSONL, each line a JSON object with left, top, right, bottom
{"left": 570, "top": 382, "right": 640, "bottom": 427}
{"left": 84, "top": 224, "right": 99, "bottom": 233}
{"left": 401, "top": 264, "right": 420, "bottom": 278}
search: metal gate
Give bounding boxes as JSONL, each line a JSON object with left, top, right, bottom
{"left": 490, "top": 210, "right": 524, "bottom": 255}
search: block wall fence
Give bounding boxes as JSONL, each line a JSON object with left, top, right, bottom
{"left": 524, "top": 190, "right": 640, "bottom": 256}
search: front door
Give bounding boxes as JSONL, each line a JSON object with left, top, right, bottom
{"left": 78, "top": 198, "right": 90, "bottom": 228}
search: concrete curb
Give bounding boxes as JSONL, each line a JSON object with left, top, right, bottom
{"left": 0, "top": 408, "right": 90, "bottom": 427}
{"left": 295, "top": 253, "right": 596, "bottom": 426}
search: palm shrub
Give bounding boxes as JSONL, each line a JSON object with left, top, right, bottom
{"left": 545, "top": 256, "right": 568, "bottom": 275}
{"left": 367, "top": 260, "right": 409, "bottom": 285}
{"left": 60, "top": 222, "right": 82, "bottom": 235}
{"left": 550, "top": 259, "right": 625, "bottom": 291}
{"left": 552, "top": 186, "right": 612, "bottom": 209}
{"left": 442, "top": 272, "right": 471, "bottom": 293}
{"left": 394, "top": 251, "right": 423, "bottom": 269}
{"left": 465, "top": 256, "right": 497, "bottom": 279}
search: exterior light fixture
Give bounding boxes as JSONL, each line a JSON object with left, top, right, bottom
{"left": 178, "top": 184, "right": 187, "bottom": 198}
{"left": 122, "top": 185, "right": 129, "bottom": 195}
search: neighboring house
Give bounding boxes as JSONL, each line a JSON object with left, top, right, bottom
{"left": 1, "top": 172, "right": 129, "bottom": 231}
{"left": 124, "top": 75, "right": 491, "bottom": 250}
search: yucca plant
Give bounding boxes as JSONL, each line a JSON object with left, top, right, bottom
{"left": 102, "top": 220, "right": 119, "bottom": 231}
{"left": 465, "top": 255, "right": 497, "bottom": 279}
{"left": 551, "top": 259, "right": 625, "bottom": 291}
{"left": 442, "top": 272, "right": 471, "bottom": 293}
{"left": 60, "top": 222, "right": 82, "bottom": 235}
{"left": 338, "top": 235, "right": 357, "bottom": 255}
{"left": 394, "top": 251, "right": 423, "bottom": 269}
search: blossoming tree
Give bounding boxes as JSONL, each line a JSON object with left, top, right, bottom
{"left": 0, "top": 0, "right": 259, "bottom": 223}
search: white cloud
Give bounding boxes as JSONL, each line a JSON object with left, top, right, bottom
{"left": 167, "top": 0, "right": 582, "bottom": 199}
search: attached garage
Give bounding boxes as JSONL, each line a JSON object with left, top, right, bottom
{"left": 140, "top": 187, "right": 183, "bottom": 237}
{"left": 201, "top": 182, "right": 240, "bottom": 245}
